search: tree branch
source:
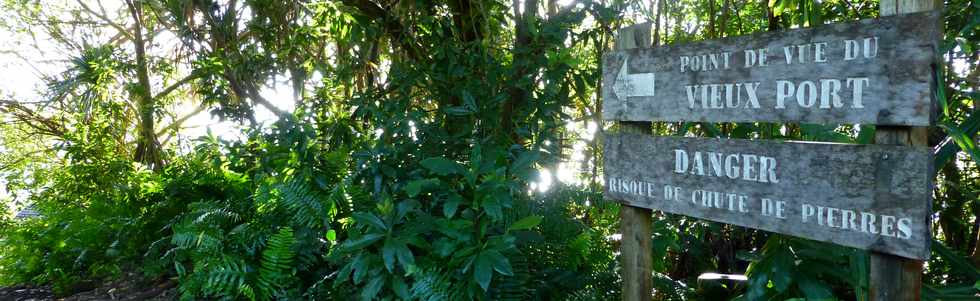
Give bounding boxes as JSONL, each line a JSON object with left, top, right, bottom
{"left": 156, "top": 103, "right": 206, "bottom": 137}
{"left": 153, "top": 72, "right": 200, "bottom": 101}
{"left": 338, "top": 0, "right": 423, "bottom": 61}
{"left": 76, "top": 0, "right": 135, "bottom": 42}
{"left": 0, "top": 100, "right": 67, "bottom": 137}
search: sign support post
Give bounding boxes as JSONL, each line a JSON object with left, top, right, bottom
{"left": 614, "top": 22, "right": 654, "bottom": 301}
{"left": 871, "top": 1, "right": 939, "bottom": 300}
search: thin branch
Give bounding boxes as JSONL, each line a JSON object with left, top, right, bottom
{"left": 0, "top": 100, "right": 67, "bottom": 137}
{"left": 153, "top": 72, "right": 200, "bottom": 101}
{"left": 76, "top": 0, "right": 135, "bottom": 41}
{"left": 156, "top": 103, "right": 206, "bottom": 136}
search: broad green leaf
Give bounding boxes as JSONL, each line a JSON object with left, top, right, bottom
{"left": 395, "top": 241, "right": 415, "bottom": 269}
{"left": 392, "top": 276, "right": 410, "bottom": 300}
{"left": 325, "top": 229, "right": 337, "bottom": 242}
{"left": 935, "top": 111, "right": 980, "bottom": 169}
{"left": 335, "top": 261, "right": 354, "bottom": 285}
{"left": 937, "top": 66, "right": 949, "bottom": 117}
{"left": 446, "top": 106, "right": 475, "bottom": 116}
{"left": 382, "top": 239, "right": 397, "bottom": 272}
{"left": 482, "top": 196, "right": 503, "bottom": 221}
{"left": 511, "top": 149, "right": 540, "bottom": 177}
{"left": 443, "top": 193, "right": 462, "bottom": 218}
{"left": 485, "top": 250, "right": 514, "bottom": 276}
{"left": 433, "top": 238, "right": 457, "bottom": 257}
{"left": 770, "top": 248, "right": 794, "bottom": 292}
{"left": 352, "top": 254, "right": 371, "bottom": 284}
{"left": 474, "top": 252, "right": 493, "bottom": 291}
{"left": 746, "top": 270, "right": 770, "bottom": 301}
{"left": 933, "top": 239, "right": 980, "bottom": 280}
{"left": 360, "top": 276, "right": 384, "bottom": 301}
{"left": 939, "top": 121, "right": 980, "bottom": 165}
{"left": 797, "top": 275, "right": 834, "bottom": 300}
{"left": 342, "top": 233, "right": 384, "bottom": 250}
{"left": 508, "top": 215, "right": 543, "bottom": 231}
{"left": 421, "top": 157, "right": 464, "bottom": 175}
{"left": 404, "top": 178, "right": 439, "bottom": 197}
{"left": 352, "top": 212, "right": 387, "bottom": 231}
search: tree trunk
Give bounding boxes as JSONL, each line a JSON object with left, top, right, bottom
{"left": 127, "top": 0, "right": 163, "bottom": 170}
{"left": 653, "top": 0, "right": 662, "bottom": 45}
{"left": 501, "top": 0, "right": 538, "bottom": 143}
{"left": 707, "top": 0, "right": 716, "bottom": 38}
{"left": 719, "top": 0, "right": 731, "bottom": 37}
{"left": 765, "top": 0, "right": 779, "bottom": 31}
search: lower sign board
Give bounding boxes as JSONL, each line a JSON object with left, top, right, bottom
{"left": 604, "top": 134, "right": 932, "bottom": 259}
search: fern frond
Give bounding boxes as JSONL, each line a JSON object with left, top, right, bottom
{"left": 203, "top": 256, "right": 250, "bottom": 297}
{"left": 490, "top": 252, "right": 531, "bottom": 301}
{"left": 276, "top": 179, "right": 326, "bottom": 229}
{"left": 410, "top": 268, "right": 471, "bottom": 301}
{"left": 193, "top": 207, "right": 240, "bottom": 225}
{"left": 256, "top": 227, "right": 296, "bottom": 299}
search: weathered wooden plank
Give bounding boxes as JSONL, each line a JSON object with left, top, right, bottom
{"left": 602, "top": 11, "right": 940, "bottom": 126}
{"left": 870, "top": 0, "right": 938, "bottom": 300}
{"left": 619, "top": 205, "right": 652, "bottom": 301}
{"left": 614, "top": 22, "right": 654, "bottom": 301}
{"left": 603, "top": 134, "right": 933, "bottom": 259}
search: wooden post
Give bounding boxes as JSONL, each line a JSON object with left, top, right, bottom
{"left": 871, "top": 1, "right": 939, "bottom": 300}
{"left": 614, "top": 22, "right": 654, "bottom": 301}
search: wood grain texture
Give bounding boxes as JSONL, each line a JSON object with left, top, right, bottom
{"left": 601, "top": 11, "right": 940, "bottom": 126}
{"left": 604, "top": 134, "right": 933, "bottom": 259}
{"left": 869, "top": 0, "right": 938, "bottom": 300}
{"left": 619, "top": 205, "right": 652, "bottom": 301}
{"left": 613, "top": 23, "right": 654, "bottom": 301}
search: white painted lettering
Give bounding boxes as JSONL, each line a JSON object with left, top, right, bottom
{"left": 861, "top": 212, "right": 878, "bottom": 234}
{"left": 685, "top": 85, "right": 699, "bottom": 109}
{"left": 801, "top": 203, "right": 815, "bottom": 222}
{"left": 881, "top": 215, "right": 896, "bottom": 237}
{"left": 741, "top": 154, "right": 758, "bottom": 181}
{"left": 744, "top": 82, "right": 762, "bottom": 108}
{"left": 863, "top": 37, "right": 879, "bottom": 58}
{"left": 844, "top": 39, "right": 860, "bottom": 60}
{"left": 797, "top": 80, "right": 818, "bottom": 108}
{"left": 775, "top": 201, "right": 786, "bottom": 219}
{"left": 691, "top": 152, "right": 705, "bottom": 175}
{"left": 776, "top": 80, "right": 794, "bottom": 109}
{"left": 744, "top": 49, "right": 756, "bottom": 67}
{"left": 674, "top": 149, "right": 689, "bottom": 174}
{"left": 847, "top": 77, "right": 869, "bottom": 108}
{"left": 897, "top": 218, "right": 912, "bottom": 239}
{"left": 819, "top": 79, "right": 843, "bottom": 109}
{"left": 814, "top": 42, "right": 828, "bottom": 62}
{"left": 724, "top": 154, "right": 740, "bottom": 179}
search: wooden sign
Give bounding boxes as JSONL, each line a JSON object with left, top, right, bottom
{"left": 604, "top": 134, "right": 933, "bottom": 259}
{"left": 602, "top": 11, "right": 939, "bottom": 126}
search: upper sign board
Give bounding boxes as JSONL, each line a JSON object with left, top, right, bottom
{"left": 602, "top": 11, "right": 939, "bottom": 126}
{"left": 604, "top": 134, "right": 933, "bottom": 259}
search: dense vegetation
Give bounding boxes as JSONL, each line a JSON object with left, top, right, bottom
{"left": 0, "top": 0, "right": 976, "bottom": 300}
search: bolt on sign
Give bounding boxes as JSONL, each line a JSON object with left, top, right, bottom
{"left": 602, "top": 11, "right": 939, "bottom": 260}
{"left": 602, "top": 11, "right": 940, "bottom": 126}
